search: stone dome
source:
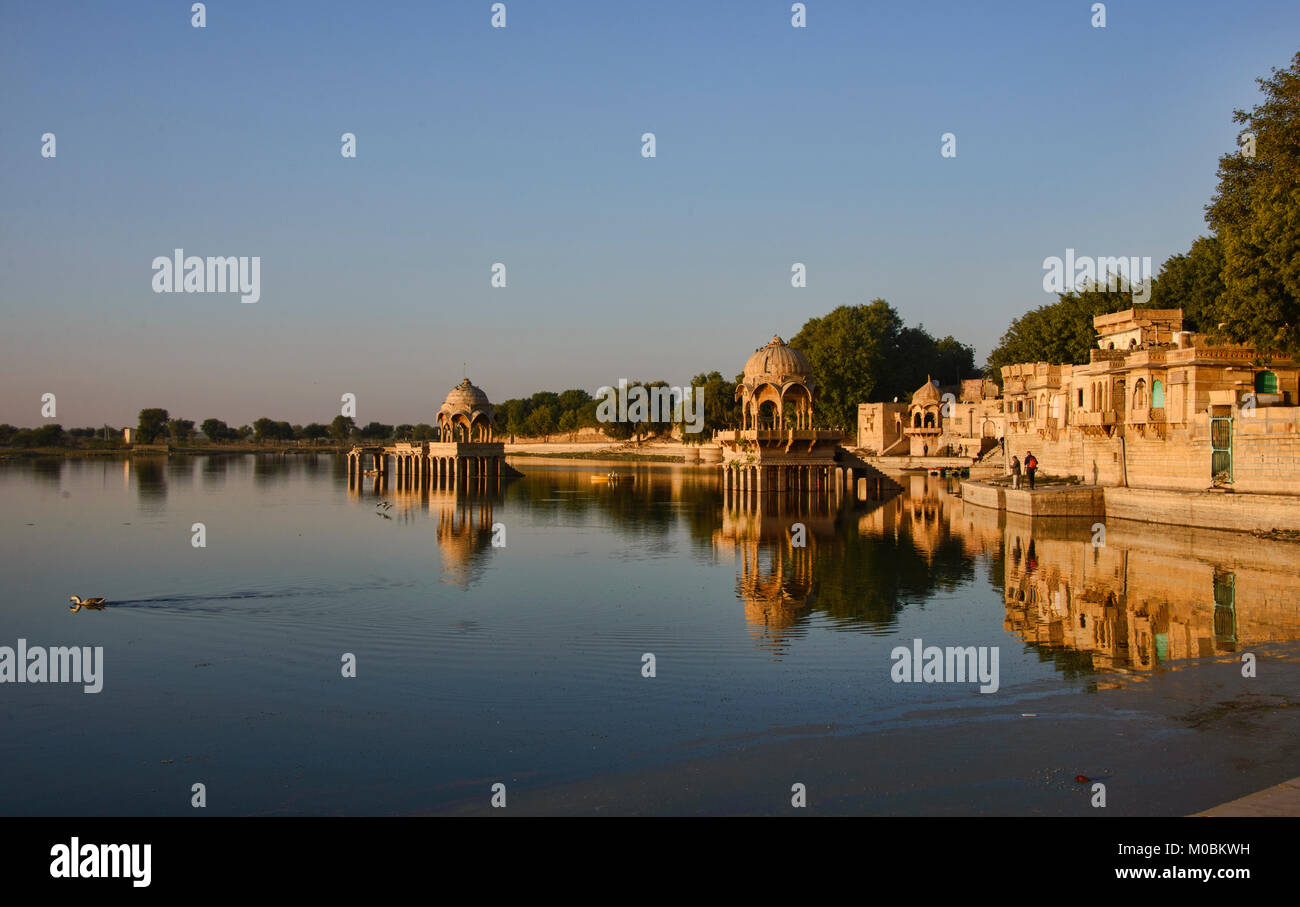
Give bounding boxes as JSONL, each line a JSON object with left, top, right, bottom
{"left": 743, "top": 336, "right": 812, "bottom": 381}
{"left": 439, "top": 378, "right": 492, "bottom": 415}
{"left": 911, "top": 376, "right": 940, "bottom": 404}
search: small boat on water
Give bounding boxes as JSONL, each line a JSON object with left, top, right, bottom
{"left": 591, "top": 473, "right": 634, "bottom": 484}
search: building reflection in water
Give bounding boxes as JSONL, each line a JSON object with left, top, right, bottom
{"left": 1000, "top": 511, "right": 1300, "bottom": 680}
{"left": 342, "top": 458, "right": 1300, "bottom": 675}
{"left": 357, "top": 469, "right": 505, "bottom": 589}
{"left": 712, "top": 494, "right": 838, "bottom": 656}
{"left": 711, "top": 470, "right": 1300, "bottom": 676}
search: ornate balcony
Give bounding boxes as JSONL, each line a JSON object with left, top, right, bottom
{"left": 1075, "top": 411, "right": 1117, "bottom": 427}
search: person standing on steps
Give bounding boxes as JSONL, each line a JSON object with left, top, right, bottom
{"left": 1010, "top": 455, "right": 1021, "bottom": 489}
{"left": 1024, "top": 451, "right": 1038, "bottom": 489}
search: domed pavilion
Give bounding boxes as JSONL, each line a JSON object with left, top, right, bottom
{"left": 438, "top": 377, "right": 496, "bottom": 442}
{"left": 347, "top": 376, "right": 519, "bottom": 490}
{"left": 736, "top": 335, "right": 816, "bottom": 430}
{"left": 718, "top": 335, "right": 894, "bottom": 501}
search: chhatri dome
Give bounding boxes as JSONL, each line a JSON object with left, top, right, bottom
{"left": 736, "top": 335, "right": 816, "bottom": 430}
{"left": 743, "top": 335, "right": 813, "bottom": 382}
{"left": 911, "top": 375, "right": 941, "bottom": 404}
{"left": 907, "top": 375, "right": 942, "bottom": 432}
{"left": 437, "top": 378, "right": 495, "bottom": 442}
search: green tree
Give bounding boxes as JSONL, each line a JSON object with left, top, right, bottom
{"left": 252, "top": 418, "right": 277, "bottom": 442}
{"left": 556, "top": 388, "right": 592, "bottom": 414}
{"left": 358, "top": 421, "right": 393, "bottom": 440}
{"left": 1147, "top": 235, "right": 1226, "bottom": 334}
{"left": 35, "top": 424, "right": 65, "bottom": 447}
{"left": 529, "top": 391, "right": 560, "bottom": 413}
{"left": 557, "top": 409, "right": 578, "bottom": 439}
{"left": 166, "top": 418, "right": 195, "bottom": 443}
{"left": 201, "top": 418, "right": 233, "bottom": 442}
{"left": 985, "top": 283, "right": 1134, "bottom": 381}
{"left": 495, "top": 398, "right": 530, "bottom": 438}
{"left": 1206, "top": 51, "right": 1300, "bottom": 354}
{"left": 329, "top": 415, "right": 356, "bottom": 441}
{"left": 791, "top": 302, "right": 901, "bottom": 429}
{"left": 524, "top": 404, "right": 557, "bottom": 440}
{"left": 137, "top": 408, "right": 169, "bottom": 444}
{"left": 791, "top": 301, "right": 974, "bottom": 428}
{"left": 931, "top": 335, "right": 977, "bottom": 387}
{"left": 681, "top": 371, "right": 738, "bottom": 439}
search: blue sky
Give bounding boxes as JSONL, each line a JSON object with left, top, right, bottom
{"left": 3, "top": 0, "right": 1298, "bottom": 426}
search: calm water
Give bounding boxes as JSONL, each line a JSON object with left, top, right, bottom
{"left": 2, "top": 455, "right": 1299, "bottom": 815}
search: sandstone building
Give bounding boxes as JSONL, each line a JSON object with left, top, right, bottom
{"left": 856, "top": 307, "right": 1300, "bottom": 494}
{"left": 998, "top": 309, "right": 1299, "bottom": 493}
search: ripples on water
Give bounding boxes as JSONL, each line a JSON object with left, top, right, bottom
{"left": 2, "top": 455, "right": 1298, "bottom": 814}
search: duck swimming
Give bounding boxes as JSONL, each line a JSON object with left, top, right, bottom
{"left": 69, "top": 595, "right": 107, "bottom": 612}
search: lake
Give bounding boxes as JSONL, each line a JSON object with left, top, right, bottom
{"left": 2, "top": 455, "right": 1299, "bottom": 815}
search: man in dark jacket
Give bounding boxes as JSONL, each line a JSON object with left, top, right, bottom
{"left": 1024, "top": 451, "right": 1038, "bottom": 489}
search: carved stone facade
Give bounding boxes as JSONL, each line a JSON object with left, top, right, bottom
{"left": 998, "top": 308, "right": 1300, "bottom": 493}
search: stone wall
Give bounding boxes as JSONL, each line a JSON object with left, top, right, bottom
{"left": 1002, "top": 406, "right": 1300, "bottom": 495}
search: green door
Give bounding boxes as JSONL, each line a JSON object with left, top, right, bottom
{"left": 1210, "top": 415, "right": 1232, "bottom": 481}
{"left": 1213, "top": 571, "right": 1237, "bottom": 645}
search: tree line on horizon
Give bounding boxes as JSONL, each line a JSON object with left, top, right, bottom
{"left": 2, "top": 302, "right": 975, "bottom": 448}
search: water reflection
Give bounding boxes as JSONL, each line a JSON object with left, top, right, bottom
{"left": 201, "top": 454, "right": 229, "bottom": 490}
{"left": 361, "top": 475, "right": 509, "bottom": 589}
{"left": 132, "top": 458, "right": 167, "bottom": 511}
{"left": 711, "top": 477, "right": 989, "bottom": 654}
{"left": 71, "top": 453, "right": 1300, "bottom": 679}
{"left": 708, "top": 470, "right": 1300, "bottom": 676}
{"left": 1000, "top": 513, "right": 1300, "bottom": 681}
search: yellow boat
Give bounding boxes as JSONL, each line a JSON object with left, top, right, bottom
{"left": 591, "top": 474, "right": 634, "bottom": 484}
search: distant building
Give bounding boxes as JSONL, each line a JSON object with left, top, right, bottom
{"left": 122, "top": 428, "right": 134, "bottom": 444}
{"left": 857, "top": 376, "right": 1003, "bottom": 457}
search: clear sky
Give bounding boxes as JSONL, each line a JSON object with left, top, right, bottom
{"left": 3, "top": 0, "right": 1298, "bottom": 427}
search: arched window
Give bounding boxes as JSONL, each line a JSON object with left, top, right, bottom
{"left": 912, "top": 412, "right": 921, "bottom": 427}
{"left": 923, "top": 412, "right": 935, "bottom": 428}
{"left": 1133, "top": 379, "right": 1147, "bottom": 409}
{"left": 1256, "top": 371, "right": 1278, "bottom": 395}
{"left": 1151, "top": 379, "right": 1164, "bottom": 409}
